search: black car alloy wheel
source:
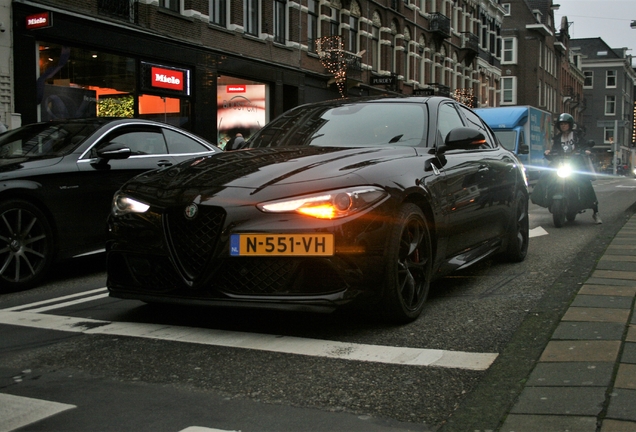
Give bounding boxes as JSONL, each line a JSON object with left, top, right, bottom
{"left": 0, "top": 200, "right": 54, "bottom": 290}
{"left": 382, "top": 203, "right": 432, "bottom": 324}
{"left": 505, "top": 190, "right": 529, "bottom": 262}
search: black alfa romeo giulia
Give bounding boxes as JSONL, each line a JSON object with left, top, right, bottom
{"left": 106, "top": 96, "right": 529, "bottom": 323}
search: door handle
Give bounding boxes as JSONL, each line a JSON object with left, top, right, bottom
{"left": 157, "top": 160, "right": 173, "bottom": 167}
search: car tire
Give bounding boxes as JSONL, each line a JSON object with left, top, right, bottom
{"left": 504, "top": 190, "right": 529, "bottom": 262}
{"left": 0, "top": 200, "right": 55, "bottom": 291}
{"left": 381, "top": 203, "right": 432, "bottom": 324}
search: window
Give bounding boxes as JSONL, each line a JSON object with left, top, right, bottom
{"left": 307, "top": 0, "right": 318, "bottom": 52}
{"left": 501, "top": 76, "right": 516, "bottom": 104}
{"left": 437, "top": 103, "right": 465, "bottom": 143}
{"left": 606, "top": 70, "right": 616, "bottom": 88}
{"left": 605, "top": 95, "right": 616, "bottom": 115}
{"left": 245, "top": 0, "right": 259, "bottom": 36}
{"left": 347, "top": 14, "right": 358, "bottom": 53}
{"left": 584, "top": 71, "right": 593, "bottom": 88}
{"left": 161, "top": 0, "right": 179, "bottom": 12}
{"left": 604, "top": 128, "right": 614, "bottom": 144}
{"left": 502, "top": 3, "right": 511, "bottom": 16}
{"left": 371, "top": 22, "right": 380, "bottom": 72}
{"left": 330, "top": 7, "right": 340, "bottom": 37}
{"left": 273, "top": 0, "right": 286, "bottom": 44}
{"left": 210, "top": 0, "right": 226, "bottom": 26}
{"left": 502, "top": 37, "right": 516, "bottom": 64}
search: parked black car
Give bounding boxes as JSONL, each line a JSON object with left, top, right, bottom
{"left": 107, "top": 96, "right": 529, "bottom": 323}
{"left": 0, "top": 118, "right": 220, "bottom": 290}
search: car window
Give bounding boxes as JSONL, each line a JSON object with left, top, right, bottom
{"left": 247, "top": 102, "right": 427, "bottom": 148}
{"left": 459, "top": 106, "right": 496, "bottom": 149}
{"left": 0, "top": 122, "right": 98, "bottom": 158}
{"left": 437, "top": 103, "right": 465, "bottom": 143}
{"left": 163, "top": 128, "right": 211, "bottom": 154}
{"left": 93, "top": 126, "right": 168, "bottom": 157}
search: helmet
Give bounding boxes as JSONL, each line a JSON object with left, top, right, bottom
{"left": 556, "top": 113, "right": 574, "bottom": 128}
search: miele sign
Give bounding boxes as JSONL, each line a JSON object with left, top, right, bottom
{"left": 26, "top": 12, "right": 52, "bottom": 30}
{"left": 151, "top": 67, "right": 185, "bottom": 91}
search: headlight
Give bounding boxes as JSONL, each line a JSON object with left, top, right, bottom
{"left": 557, "top": 163, "right": 572, "bottom": 178}
{"left": 112, "top": 193, "right": 150, "bottom": 216}
{"left": 258, "top": 186, "right": 388, "bottom": 219}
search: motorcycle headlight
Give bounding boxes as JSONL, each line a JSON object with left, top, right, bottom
{"left": 112, "top": 193, "right": 150, "bottom": 216}
{"left": 557, "top": 163, "right": 573, "bottom": 178}
{"left": 258, "top": 186, "right": 388, "bottom": 219}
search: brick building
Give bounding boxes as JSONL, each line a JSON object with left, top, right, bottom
{"left": 5, "top": 0, "right": 507, "bottom": 144}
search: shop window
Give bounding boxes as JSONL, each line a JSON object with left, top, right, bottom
{"left": 216, "top": 76, "right": 268, "bottom": 148}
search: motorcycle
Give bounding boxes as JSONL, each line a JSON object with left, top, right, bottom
{"left": 531, "top": 141, "right": 597, "bottom": 228}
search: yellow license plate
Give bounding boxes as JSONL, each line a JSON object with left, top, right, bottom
{"left": 230, "top": 233, "right": 334, "bottom": 256}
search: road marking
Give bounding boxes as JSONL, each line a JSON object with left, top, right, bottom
{"left": 3, "top": 287, "right": 108, "bottom": 312}
{"left": 529, "top": 226, "right": 548, "bottom": 238}
{"left": 179, "top": 428, "right": 239, "bottom": 432}
{"left": 0, "top": 310, "right": 497, "bottom": 371}
{"left": 0, "top": 393, "right": 75, "bottom": 432}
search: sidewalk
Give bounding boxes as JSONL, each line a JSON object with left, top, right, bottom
{"left": 499, "top": 216, "right": 636, "bottom": 432}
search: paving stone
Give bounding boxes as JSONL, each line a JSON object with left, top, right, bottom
{"left": 510, "top": 387, "right": 605, "bottom": 415}
{"left": 596, "top": 261, "right": 636, "bottom": 272}
{"left": 500, "top": 414, "right": 597, "bottom": 432}
{"left": 600, "top": 255, "right": 636, "bottom": 263}
{"left": 628, "top": 325, "right": 636, "bottom": 342}
{"left": 592, "top": 270, "right": 636, "bottom": 281}
{"left": 615, "top": 363, "right": 636, "bottom": 390}
{"left": 540, "top": 341, "right": 621, "bottom": 362}
{"left": 601, "top": 419, "right": 636, "bottom": 432}
{"left": 570, "top": 295, "right": 633, "bottom": 309}
{"left": 579, "top": 285, "right": 636, "bottom": 297}
{"left": 586, "top": 277, "right": 636, "bottom": 287}
{"left": 606, "top": 389, "right": 636, "bottom": 422}
{"left": 562, "top": 307, "right": 630, "bottom": 323}
{"left": 526, "top": 362, "right": 614, "bottom": 387}
{"left": 623, "top": 343, "right": 636, "bottom": 364}
{"left": 552, "top": 321, "right": 625, "bottom": 340}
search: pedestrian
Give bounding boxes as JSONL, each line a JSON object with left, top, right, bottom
{"left": 225, "top": 133, "right": 245, "bottom": 151}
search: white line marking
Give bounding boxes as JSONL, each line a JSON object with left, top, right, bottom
{"left": 0, "top": 393, "right": 75, "bottom": 432}
{"left": 3, "top": 287, "right": 107, "bottom": 312}
{"left": 0, "top": 311, "right": 498, "bottom": 371}
{"left": 24, "top": 294, "right": 109, "bottom": 313}
{"left": 529, "top": 226, "right": 549, "bottom": 238}
{"left": 179, "top": 428, "right": 239, "bottom": 432}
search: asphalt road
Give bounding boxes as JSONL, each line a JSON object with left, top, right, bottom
{"left": 1, "top": 176, "right": 635, "bottom": 432}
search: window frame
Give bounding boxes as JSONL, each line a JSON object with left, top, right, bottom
{"left": 606, "top": 70, "right": 617, "bottom": 88}
{"left": 245, "top": 0, "right": 260, "bottom": 37}
{"left": 209, "top": 0, "right": 226, "bottom": 27}
{"left": 502, "top": 37, "right": 517, "bottom": 64}
{"left": 273, "top": 0, "right": 286, "bottom": 44}
{"left": 605, "top": 95, "right": 616, "bottom": 115}
{"left": 583, "top": 71, "right": 593, "bottom": 88}
{"left": 501, "top": 76, "right": 517, "bottom": 105}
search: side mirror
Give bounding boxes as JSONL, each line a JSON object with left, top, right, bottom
{"left": 518, "top": 144, "right": 530, "bottom": 155}
{"left": 438, "top": 127, "right": 486, "bottom": 154}
{"left": 96, "top": 143, "right": 132, "bottom": 160}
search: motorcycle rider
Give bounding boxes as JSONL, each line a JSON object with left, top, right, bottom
{"left": 544, "top": 113, "right": 602, "bottom": 224}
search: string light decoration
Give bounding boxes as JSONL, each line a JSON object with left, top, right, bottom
{"left": 452, "top": 88, "right": 475, "bottom": 107}
{"left": 316, "top": 36, "right": 347, "bottom": 97}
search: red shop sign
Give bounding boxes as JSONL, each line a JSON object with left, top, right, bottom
{"left": 26, "top": 12, "right": 52, "bottom": 30}
{"left": 151, "top": 66, "right": 184, "bottom": 91}
{"left": 227, "top": 85, "right": 246, "bottom": 93}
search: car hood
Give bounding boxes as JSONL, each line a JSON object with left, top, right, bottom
{"left": 124, "top": 146, "right": 417, "bottom": 204}
{"left": 0, "top": 156, "right": 63, "bottom": 174}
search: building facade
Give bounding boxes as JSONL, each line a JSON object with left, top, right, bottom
{"left": 497, "top": 0, "right": 584, "bottom": 119}
{"left": 570, "top": 38, "right": 636, "bottom": 171}
{"left": 4, "top": 0, "right": 507, "bottom": 144}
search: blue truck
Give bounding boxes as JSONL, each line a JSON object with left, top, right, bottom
{"left": 475, "top": 106, "right": 553, "bottom": 182}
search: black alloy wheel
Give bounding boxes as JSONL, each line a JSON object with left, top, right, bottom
{"left": 0, "top": 200, "right": 54, "bottom": 291}
{"left": 504, "top": 190, "right": 529, "bottom": 262}
{"left": 382, "top": 203, "right": 432, "bottom": 324}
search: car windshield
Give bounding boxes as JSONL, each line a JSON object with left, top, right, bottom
{"left": 0, "top": 122, "right": 101, "bottom": 159}
{"left": 247, "top": 102, "right": 427, "bottom": 148}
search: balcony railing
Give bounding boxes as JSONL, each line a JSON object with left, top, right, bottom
{"left": 461, "top": 32, "right": 479, "bottom": 53}
{"left": 98, "top": 0, "right": 137, "bottom": 23}
{"left": 429, "top": 13, "right": 451, "bottom": 38}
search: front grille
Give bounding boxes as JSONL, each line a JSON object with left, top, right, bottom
{"left": 164, "top": 206, "right": 225, "bottom": 281}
